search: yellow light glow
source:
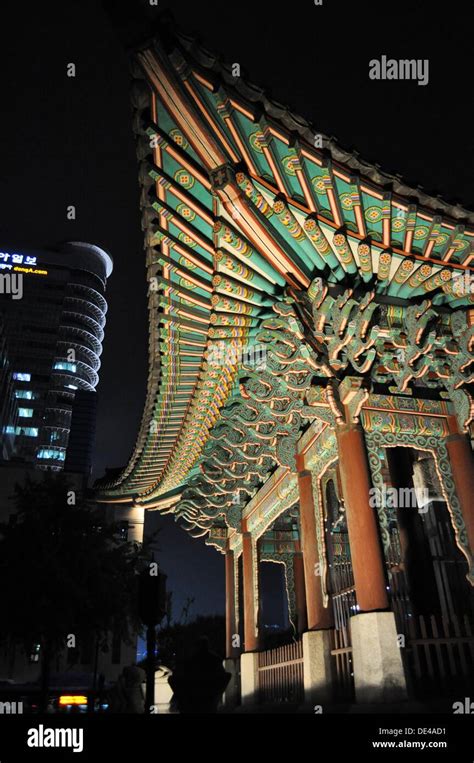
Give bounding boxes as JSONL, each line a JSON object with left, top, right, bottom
{"left": 59, "top": 695, "right": 87, "bottom": 706}
{"left": 13, "top": 266, "right": 48, "bottom": 276}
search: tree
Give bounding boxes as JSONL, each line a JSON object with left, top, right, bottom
{"left": 0, "top": 472, "right": 148, "bottom": 710}
{"left": 155, "top": 614, "right": 225, "bottom": 671}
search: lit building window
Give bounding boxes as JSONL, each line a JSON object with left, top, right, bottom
{"left": 16, "top": 427, "right": 38, "bottom": 437}
{"left": 13, "top": 372, "right": 31, "bottom": 381}
{"left": 54, "top": 361, "right": 77, "bottom": 372}
{"left": 18, "top": 408, "right": 33, "bottom": 418}
{"left": 37, "top": 448, "right": 65, "bottom": 461}
{"left": 3, "top": 426, "right": 15, "bottom": 435}
{"left": 15, "top": 390, "right": 34, "bottom": 400}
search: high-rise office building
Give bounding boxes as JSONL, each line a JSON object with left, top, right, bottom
{"left": 0, "top": 241, "right": 113, "bottom": 474}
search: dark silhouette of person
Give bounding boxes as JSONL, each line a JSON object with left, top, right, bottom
{"left": 168, "top": 636, "right": 230, "bottom": 713}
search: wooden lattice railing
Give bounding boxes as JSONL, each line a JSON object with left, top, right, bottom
{"left": 406, "top": 614, "right": 474, "bottom": 696}
{"left": 330, "top": 624, "right": 355, "bottom": 702}
{"left": 257, "top": 640, "right": 304, "bottom": 704}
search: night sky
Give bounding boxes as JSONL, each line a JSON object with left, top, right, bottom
{"left": 1, "top": 0, "right": 472, "bottom": 621}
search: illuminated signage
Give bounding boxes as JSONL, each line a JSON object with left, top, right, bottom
{"left": 12, "top": 266, "right": 48, "bottom": 276}
{"left": 0, "top": 252, "right": 37, "bottom": 266}
{"left": 0, "top": 252, "right": 46, "bottom": 276}
{"left": 59, "top": 695, "right": 87, "bottom": 706}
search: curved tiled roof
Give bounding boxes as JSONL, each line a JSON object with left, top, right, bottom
{"left": 95, "top": 17, "right": 474, "bottom": 508}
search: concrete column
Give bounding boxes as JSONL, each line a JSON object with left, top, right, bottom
{"left": 152, "top": 667, "right": 174, "bottom": 713}
{"left": 387, "top": 448, "right": 439, "bottom": 615}
{"left": 445, "top": 416, "right": 474, "bottom": 557}
{"left": 293, "top": 551, "right": 308, "bottom": 635}
{"left": 411, "top": 450, "right": 440, "bottom": 506}
{"left": 225, "top": 547, "right": 238, "bottom": 658}
{"left": 351, "top": 611, "right": 408, "bottom": 703}
{"left": 240, "top": 652, "right": 259, "bottom": 705}
{"left": 336, "top": 424, "right": 389, "bottom": 611}
{"left": 297, "top": 465, "right": 333, "bottom": 629}
{"left": 302, "top": 629, "right": 334, "bottom": 705}
{"left": 242, "top": 532, "right": 259, "bottom": 652}
{"left": 114, "top": 505, "right": 145, "bottom": 544}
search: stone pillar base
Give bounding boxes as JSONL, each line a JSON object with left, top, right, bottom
{"left": 240, "top": 652, "right": 259, "bottom": 706}
{"left": 222, "top": 658, "right": 240, "bottom": 709}
{"left": 351, "top": 611, "right": 408, "bottom": 703}
{"left": 302, "top": 629, "right": 334, "bottom": 705}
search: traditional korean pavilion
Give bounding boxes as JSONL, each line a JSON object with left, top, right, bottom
{"left": 97, "top": 15, "right": 474, "bottom": 706}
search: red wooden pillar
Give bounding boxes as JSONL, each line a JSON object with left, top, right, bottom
{"left": 336, "top": 423, "right": 389, "bottom": 612}
{"left": 293, "top": 551, "right": 308, "bottom": 634}
{"left": 242, "top": 531, "right": 259, "bottom": 652}
{"left": 297, "top": 459, "right": 333, "bottom": 630}
{"left": 445, "top": 416, "right": 474, "bottom": 557}
{"left": 225, "top": 546, "right": 238, "bottom": 658}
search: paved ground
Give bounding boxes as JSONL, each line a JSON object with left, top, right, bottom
{"left": 225, "top": 699, "right": 454, "bottom": 714}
